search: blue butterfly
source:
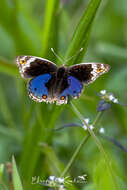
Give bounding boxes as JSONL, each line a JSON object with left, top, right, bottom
{"left": 15, "top": 56, "right": 110, "bottom": 105}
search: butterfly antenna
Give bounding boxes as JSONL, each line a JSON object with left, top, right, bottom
{"left": 51, "top": 48, "right": 64, "bottom": 63}
{"left": 65, "top": 48, "right": 83, "bottom": 64}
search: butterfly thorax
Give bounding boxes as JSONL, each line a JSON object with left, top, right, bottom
{"left": 54, "top": 66, "right": 68, "bottom": 95}
{"left": 56, "top": 66, "right": 66, "bottom": 78}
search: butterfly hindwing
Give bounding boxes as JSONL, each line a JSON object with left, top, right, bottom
{"left": 16, "top": 56, "right": 57, "bottom": 78}
{"left": 68, "top": 63, "right": 110, "bottom": 84}
{"left": 56, "top": 76, "right": 83, "bottom": 105}
{"left": 28, "top": 73, "right": 52, "bottom": 102}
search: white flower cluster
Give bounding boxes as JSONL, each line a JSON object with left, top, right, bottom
{"left": 49, "top": 176, "right": 64, "bottom": 183}
{"left": 48, "top": 176, "right": 66, "bottom": 189}
{"left": 49, "top": 176, "right": 55, "bottom": 181}
{"left": 82, "top": 118, "right": 94, "bottom": 131}
{"left": 82, "top": 118, "right": 105, "bottom": 134}
{"left": 100, "top": 90, "right": 118, "bottom": 103}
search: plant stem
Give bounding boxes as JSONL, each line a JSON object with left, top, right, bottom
{"left": 69, "top": 102, "right": 119, "bottom": 190}
{"left": 60, "top": 134, "right": 89, "bottom": 178}
{"left": 60, "top": 106, "right": 102, "bottom": 177}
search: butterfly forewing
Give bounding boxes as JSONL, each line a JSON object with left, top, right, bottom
{"left": 15, "top": 56, "right": 57, "bottom": 78}
{"left": 68, "top": 63, "right": 110, "bottom": 84}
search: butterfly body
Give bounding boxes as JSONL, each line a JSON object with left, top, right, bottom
{"left": 16, "top": 55, "right": 110, "bottom": 105}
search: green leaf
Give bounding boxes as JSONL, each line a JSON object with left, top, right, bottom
{"left": 40, "top": 142, "right": 64, "bottom": 176}
{"left": 93, "top": 155, "right": 126, "bottom": 190}
{"left": 0, "top": 0, "right": 41, "bottom": 55}
{"left": 94, "top": 159, "right": 116, "bottom": 190}
{"left": 12, "top": 156, "right": 23, "bottom": 190}
{"left": 83, "top": 184, "right": 97, "bottom": 190}
{"left": 0, "top": 164, "right": 4, "bottom": 182}
{"left": 40, "top": 143, "right": 77, "bottom": 190}
{"left": 20, "top": 120, "right": 44, "bottom": 181}
{"left": 65, "top": 0, "right": 102, "bottom": 65}
{"left": 42, "top": 0, "right": 60, "bottom": 59}
{"left": 0, "top": 125, "right": 22, "bottom": 143}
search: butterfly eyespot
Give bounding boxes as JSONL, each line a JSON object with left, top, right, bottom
{"left": 42, "top": 94, "right": 47, "bottom": 99}
{"left": 60, "top": 96, "right": 65, "bottom": 100}
{"left": 97, "top": 68, "right": 104, "bottom": 73}
{"left": 20, "top": 60, "right": 25, "bottom": 64}
{"left": 34, "top": 88, "right": 37, "bottom": 91}
{"left": 73, "top": 90, "right": 76, "bottom": 93}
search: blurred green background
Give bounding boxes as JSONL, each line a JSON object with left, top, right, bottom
{"left": 0, "top": 0, "right": 127, "bottom": 190}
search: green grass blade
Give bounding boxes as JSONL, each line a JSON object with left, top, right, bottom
{"left": 0, "top": 0, "right": 41, "bottom": 55}
{"left": 0, "top": 125, "right": 22, "bottom": 143}
{"left": 0, "top": 58, "right": 18, "bottom": 77}
{"left": 0, "top": 85, "right": 16, "bottom": 128}
{"left": 42, "top": 0, "right": 60, "bottom": 59}
{"left": 40, "top": 143, "right": 77, "bottom": 190}
{"left": 20, "top": 120, "right": 45, "bottom": 180}
{"left": 0, "top": 58, "right": 19, "bottom": 77}
{"left": 65, "top": 0, "right": 102, "bottom": 65}
{"left": 40, "top": 143, "right": 64, "bottom": 176}
{"left": 12, "top": 156, "right": 23, "bottom": 190}
{"left": 0, "top": 164, "right": 4, "bottom": 182}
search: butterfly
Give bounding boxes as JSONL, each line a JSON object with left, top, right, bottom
{"left": 15, "top": 55, "right": 110, "bottom": 105}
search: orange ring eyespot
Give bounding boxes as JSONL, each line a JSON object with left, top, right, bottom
{"left": 42, "top": 94, "right": 47, "bottom": 99}
{"left": 60, "top": 96, "right": 65, "bottom": 100}
{"left": 20, "top": 60, "right": 25, "bottom": 64}
{"left": 97, "top": 68, "right": 103, "bottom": 73}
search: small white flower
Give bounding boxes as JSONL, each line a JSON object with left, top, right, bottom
{"left": 108, "top": 94, "right": 115, "bottom": 101}
{"left": 84, "top": 118, "right": 90, "bottom": 124}
{"left": 113, "top": 98, "right": 118, "bottom": 103}
{"left": 56, "top": 177, "right": 64, "bottom": 183}
{"left": 49, "top": 176, "right": 55, "bottom": 181}
{"left": 100, "top": 90, "right": 106, "bottom": 95}
{"left": 82, "top": 118, "right": 90, "bottom": 130}
{"left": 99, "top": 128, "right": 105, "bottom": 134}
{"left": 82, "top": 125, "right": 87, "bottom": 130}
{"left": 82, "top": 118, "right": 96, "bottom": 131}
{"left": 89, "top": 125, "right": 94, "bottom": 130}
